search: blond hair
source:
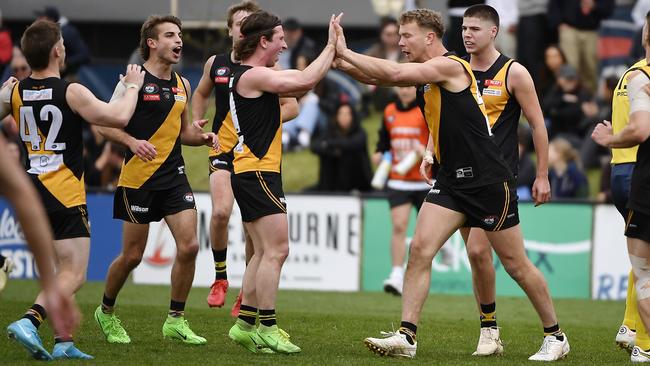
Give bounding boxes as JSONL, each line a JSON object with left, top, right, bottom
{"left": 399, "top": 9, "right": 444, "bottom": 39}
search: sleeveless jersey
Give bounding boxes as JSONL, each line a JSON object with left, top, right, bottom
{"left": 611, "top": 58, "right": 648, "bottom": 164}
{"left": 469, "top": 54, "right": 522, "bottom": 175}
{"left": 416, "top": 53, "right": 513, "bottom": 189}
{"left": 10, "top": 77, "right": 86, "bottom": 211}
{"left": 229, "top": 66, "right": 282, "bottom": 174}
{"left": 117, "top": 69, "right": 188, "bottom": 190}
{"left": 209, "top": 53, "right": 240, "bottom": 157}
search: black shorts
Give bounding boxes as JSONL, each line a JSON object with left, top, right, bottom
{"left": 113, "top": 182, "right": 196, "bottom": 224}
{"left": 48, "top": 205, "right": 91, "bottom": 240}
{"left": 232, "top": 171, "right": 286, "bottom": 222}
{"left": 425, "top": 180, "right": 519, "bottom": 231}
{"left": 209, "top": 152, "right": 234, "bottom": 174}
{"left": 387, "top": 188, "right": 429, "bottom": 211}
{"left": 625, "top": 209, "right": 650, "bottom": 243}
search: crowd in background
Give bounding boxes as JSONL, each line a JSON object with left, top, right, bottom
{"left": 1, "top": 1, "right": 648, "bottom": 201}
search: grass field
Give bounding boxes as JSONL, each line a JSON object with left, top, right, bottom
{"left": 0, "top": 280, "right": 630, "bottom": 365}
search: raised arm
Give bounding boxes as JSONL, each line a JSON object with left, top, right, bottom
{"left": 67, "top": 64, "right": 145, "bottom": 128}
{"left": 191, "top": 55, "right": 216, "bottom": 121}
{"left": 509, "top": 62, "right": 551, "bottom": 205}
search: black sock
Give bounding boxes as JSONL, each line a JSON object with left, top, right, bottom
{"left": 102, "top": 294, "right": 116, "bottom": 313}
{"left": 54, "top": 335, "right": 73, "bottom": 343}
{"left": 22, "top": 304, "right": 47, "bottom": 329}
{"left": 480, "top": 302, "right": 497, "bottom": 328}
{"left": 544, "top": 324, "right": 564, "bottom": 341}
{"left": 213, "top": 249, "right": 227, "bottom": 280}
{"left": 399, "top": 321, "right": 417, "bottom": 345}
{"left": 238, "top": 304, "right": 257, "bottom": 326}
{"left": 0, "top": 254, "right": 5, "bottom": 268}
{"left": 169, "top": 299, "right": 185, "bottom": 318}
{"left": 259, "top": 309, "right": 276, "bottom": 327}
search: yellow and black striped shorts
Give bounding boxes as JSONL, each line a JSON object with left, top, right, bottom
{"left": 231, "top": 171, "right": 286, "bottom": 222}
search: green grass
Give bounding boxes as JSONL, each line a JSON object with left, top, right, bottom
{"left": 0, "top": 279, "right": 630, "bottom": 365}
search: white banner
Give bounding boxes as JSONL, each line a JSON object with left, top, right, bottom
{"left": 133, "top": 194, "right": 362, "bottom": 292}
{"left": 592, "top": 204, "right": 630, "bottom": 300}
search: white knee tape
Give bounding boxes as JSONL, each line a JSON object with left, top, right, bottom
{"left": 631, "top": 254, "right": 650, "bottom": 300}
{"left": 628, "top": 73, "right": 650, "bottom": 113}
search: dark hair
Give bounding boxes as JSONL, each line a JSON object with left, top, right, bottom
{"left": 379, "top": 16, "right": 398, "bottom": 32}
{"left": 234, "top": 10, "right": 282, "bottom": 61}
{"left": 226, "top": 1, "right": 261, "bottom": 29}
{"left": 399, "top": 9, "right": 444, "bottom": 39}
{"left": 645, "top": 10, "right": 650, "bottom": 47}
{"left": 21, "top": 20, "right": 61, "bottom": 71}
{"left": 464, "top": 4, "right": 500, "bottom": 28}
{"left": 333, "top": 102, "right": 361, "bottom": 135}
{"left": 139, "top": 15, "right": 182, "bottom": 61}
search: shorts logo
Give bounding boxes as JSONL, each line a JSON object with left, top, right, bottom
{"left": 183, "top": 193, "right": 194, "bottom": 203}
{"left": 211, "top": 159, "right": 228, "bottom": 166}
{"left": 429, "top": 188, "right": 441, "bottom": 194}
{"left": 507, "top": 213, "right": 515, "bottom": 218}
{"left": 482, "top": 215, "right": 498, "bottom": 226}
{"left": 279, "top": 197, "right": 286, "bottom": 204}
{"left": 456, "top": 167, "right": 474, "bottom": 179}
{"left": 144, "top": 83, "right": 159, "bottom": 94}
{"left": 629, "top": 224, "right": 638, "bottom": 228}
{"left": 143, "top": 94, "right": 160, "bottom": 101}
{"left": 130, "top": 205, "right": 149, "bottom": 213}
{"left": 177, "top": 165, "right": 185, "bottom": 175}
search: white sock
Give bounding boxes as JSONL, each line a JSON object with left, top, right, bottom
{"left": 391, "top": 266, "right": 404, "bottom": 278}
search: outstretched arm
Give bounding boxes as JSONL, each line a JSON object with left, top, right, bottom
{"left": 67, "top": 64, "right": 145, "bottom": 128}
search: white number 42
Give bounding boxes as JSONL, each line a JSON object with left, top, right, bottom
{"left": 19, "top": 105, "right": 65, "bottom": 151}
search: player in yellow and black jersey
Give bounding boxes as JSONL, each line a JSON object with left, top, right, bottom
{"left": 334, "top": 8, "right": 567, "bottom": 361}
{"left": 457, "top": 4, "right": 554, "bottom": 356}
{"left": 191, "top": 1, "right": 298, "bottom": 312}
{"left": 94, "top": 15, "right": 217, "bottom": 347}
{"left": 224, "top": 10, "right": 340, "bottom": 354}
{"left": 592, "top": 12, "right": 650, "bottom": 360}
{"left": 1, "top": 20, "right": 144, "bottom": 361}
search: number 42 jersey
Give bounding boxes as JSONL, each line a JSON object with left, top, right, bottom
{"left": 9, "top": 77, "right": 86, "bottom": 212}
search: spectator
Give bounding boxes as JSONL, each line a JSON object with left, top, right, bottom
{"left": 1, "top": 47, "right": 31, "bottom": 140}
{"left": 311, "top": 102, "right": 372, "bottom": 192}
{"left": 548, "top": 137, "right": 589, "bottom": 198}
{"left": 278, "top": 18, "right": 316, "bottom": 70}
{"left": 364, "top": 17, "right": 404, "bottom": 112}
{"left": 35, "top": 5, "right": 90, "bottom": 80}
{"left": 0, "top": 10, "right": 12, "bottom": 76}
{"left": 548, "top": 0, "right": 615, "bottom": 92}
{"left": 445, "top": 0, "right": 485, "bottom": 57}
{"left": 487, "top": 0, "right": 518, "bottom": 57}
{"left": 373, "top": 85, "right": 430, "bottom": 295}
{"left": 579, "top": 75, "right": 617, "bottom": 169}
{"left": 542, "top": 64, "right": 591, "bottom": 144}
{"left": 517, "top": 0, "right": 553, "bottom": 87}
{"left": 538, "top": 44, "right": 567, "bottom": 97}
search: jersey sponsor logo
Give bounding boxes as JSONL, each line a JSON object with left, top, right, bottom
{"left": 455, "top": 167, "right": 474, "bottom": 179}
{"left": 214, "top": 76, "right": 229, "bottom": 84}
{"left": 482, "top": 88, "right": 502, "bottom": 96}
{"left": 482, "top": 215, "right": 498, "bottom": 226}
{"left": 22, "top": 89, "right": 53, "bottom": 101}
{"left": 163, "top": 91, "right": 172, "bottom": 100}
{"left": 143, "top": 94, "right": 160, "bottom": 101}
{"left": 174, "top": 94, "right": 186, "bottom": 102}
{"left": 484, "top": 79, "right": 502, "bottom": 87}
{"left": 386, "top": 115, "right": 395, "bottom": 123}
{"left": 217, "top": 67, "right": 230, "bottom": 76}
{"left": 144, "top": 83, "right": 159, "bottom": 94}
{"left": 130, "top": 205, "right": 149, "bottom": 213}
{"left": 423, "top": 84, "right": 431, "bottom": 93}
{"left": 171, "top": 87, "right": 184, "bottom": 94}
{"left": 183, "top": 192, "right": 194, "bottom": 203}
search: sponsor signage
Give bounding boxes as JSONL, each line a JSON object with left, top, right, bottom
{"left": 591, "top": 205, "right": 630, "bottom": 300}
{"left": 362, "top": 200, "right": 592, "bottom": 299}
{"left": 134, "top": 194, "right": 362, "bottom": 291}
